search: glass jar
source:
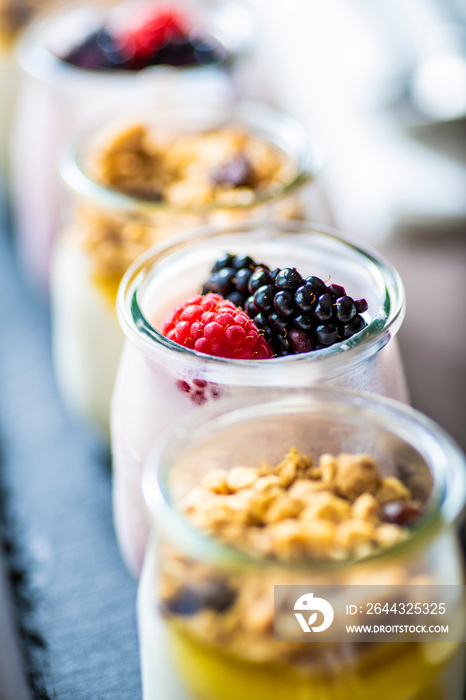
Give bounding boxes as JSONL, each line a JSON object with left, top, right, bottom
{"left": 112, "top": 220, "right": 408, "bottom": 576}
{"left": 51, "top": 104, "right": 318, "bottom": 436}
{"left": 11, "top": 0, "right": 254, "bottom": 289}
{"left": 138, "top": 388, "right": 466, "bottom": 700}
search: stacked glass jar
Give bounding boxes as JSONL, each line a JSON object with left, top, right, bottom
{"left": 138, "top": 389, "right": 466, "bottom": 700}
{"left": 112, "top": 219, "right": 408, "bottom": 576}
{"left": 11, "top": 0, "right": 254, "bottom": 288}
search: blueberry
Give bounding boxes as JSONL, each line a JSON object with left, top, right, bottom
{"left": 253, "top": 285, "right": 274, "bottom": 312}
{"left": 202, "top": 272, "right": 220, "bottom": 294}
{"left": 162, "top": 580, "right": 236, "bottom": 617}
{"left": 314, "top": 294, "right": 333, "bottom": 322}
{"left": 244, "top": 296, "right": 256, "bottom": 317}
{"left": 269, "top": 313, "right": 289, "bottom": 335}
{"left": 215, "top": 267, "right": 236, "bottom": 295}
{"left": 335, "top": 296, "right": 356, "bottom": 323}
{"left": 227, "top": 291, "right": 245, "bottom": 308}
{"left": 235, "top": 268, "right": 253, "bottom": 294}
{"left": 212, "top": 253, "right": 234, "bottom": 272}
{"left": 304, "top": 275, "right": 326, "bottom": 295}
{"left": 253, "top": 313, "right": 270, "bottom": 332}
{"left": 355, "top": 298, "right": 368, "bottom": 313}
{"left": 327, "top": 283, "right": 346, "bottom": 298}
{"left": 288, "top": 329, "right": 314, "bottom": 353}
{"left": 315, "top": 323, "right": 338, "bottom": 345}
{"left": 341, "top": 314, "right": 366, "bottom": 339}
{"left": 274, "top": 268, "right": 302, "bottom": 291}
{"left": 273, "top": 290, "right": 294, "bottom": 317}
{"left": 248, "top": 268, "right": 274, "bottom": 294}
{"left": 293, "top": 314, "right": 313, "bottom": 331}
{"left": 295, "top": 285, "right": 317, "bottom": 313}
{"left": 273, "top": 335, "right": 290, "bottom": 356}
{"left": 231, "top": 254, "right": 255, "bottom": 270}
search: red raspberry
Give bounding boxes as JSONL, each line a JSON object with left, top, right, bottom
{"left": 126, "top": 6, "right": 189, "bottom": 59}
{"left": 161, "top": 294, "right": 273, "bottom": 360}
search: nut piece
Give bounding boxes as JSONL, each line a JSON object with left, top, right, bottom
{"left": 226, "top": 467, "right": 258, "bottom": 492}
{"left": 376, "top": 476, "right": 411, "bottom": 504}
{"left": 334, "top": 454, "right": 382, "bottom": 500}
{"left": 202, "top": 469, "right": 230, "bottom": 494}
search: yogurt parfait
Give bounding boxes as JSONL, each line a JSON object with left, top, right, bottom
{"left": 112, "top": 220, "right": 408, "bottom": 576}
{"left": 11, "top": 0, "right": 254, "bottom": 288}
{"left": 138, "top": 389, "right": 466, "bottom": 700}
{"left": 51, "top": 103, "right": 316, "bottom": 434}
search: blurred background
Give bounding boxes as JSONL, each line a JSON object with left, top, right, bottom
{"left": 0, "top": 0, "right": 465, "bottom": 698}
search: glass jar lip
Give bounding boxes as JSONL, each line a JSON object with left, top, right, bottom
{"left": 142, "top": 387, "right": 466, "bottom": 572}
{"left": 15, "top": 1, "right": 254, "bottom": 85}
{"left": 59, "top": 99, "right": 321, "bottom": 214}
{"left": 116, "top": 219, "right": 405, "bottom": 385}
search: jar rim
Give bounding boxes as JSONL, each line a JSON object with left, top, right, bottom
{"left": 142, "top": 387, "right": 466, "bottom": 572}
{"left": 59, "top": 100, "right": 321, "bottom": 214}
{"left": 15, "top": 0, "right": 254, "bottom": 84}
{"left": 116, "top": 219, "right": 406, "bottom": 386}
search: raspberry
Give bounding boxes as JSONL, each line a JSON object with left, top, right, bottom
{"left": 127, "top": 7, "right": 188, "bottom": 59}
{"left": 161, "top": 294, "right": 273, "bottom": 360}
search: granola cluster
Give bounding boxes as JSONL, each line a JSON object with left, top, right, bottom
{"left": 88, "top": 123, "right": 296, "bottom": 206}
{"left": 182, "top": 448, "right": 421, "bottom": 561}
{"left": 76, "top": 123, "right": 301, "bottom": 302}
{"left": 157, "top": 449, "right": 426, "bottom": 665}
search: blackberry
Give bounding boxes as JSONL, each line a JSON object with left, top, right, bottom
{"left": 201, "top": 253, "right": 369, "bottom": 356}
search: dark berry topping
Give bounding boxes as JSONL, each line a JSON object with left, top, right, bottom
{"left": 212, "top": 252, "right": 234, "bottom": 272}
{"left": 253, "top": 285, "right": 274, "bottom": 312}
{"left": 60, "top": 7, "right": 227, "bottom": 72}
{"left": 162, "top": 580, "right": 236, "bottom": 617}
{"left": 335, "top": 296, "right": 357, "bottom": 323}
{"left": 200, "top": 253, "right": 368, "bottom": 357}
{"left": 273, "top": 290, "right": 294, "bottom": 317}
{"left": 227, "top": 291, "right": 246, "bottom": 308}
{"left": 341, "top": 314, "right": 366, "bottom": 339}
{"left": 355, "top": 298, "right": 369, "bottom": 313}
{"left": 327, "top": 283, "right": 346, "bottom": 298}
{"left": 244, "top": 296, "right": 256, "bottom": 317}
{"left": 293, "top": 314, "right": 314, "bottom": 331}
{"left": 269, "top": 313, "right": 289, "bottom": 335}
{"left": 234, "top": 268, "right": 253, "bottom": 294}
{"left": 315, "top": 323, "right": 339, "bottom": 346}
{"left": 248, "top": 268, "right": 274, "bottom": 294}
{"left": 212, "top": 154, "right": 253, "bottom": 188}
{"left": 215, "top": 267, "right": 236, "bottom": 295}
{"left": 275, "top": 268, "right": 302, "bottom": 291}
{"left": 305, "top": 275, "right": 326, "bottom": 295}
{"left": 295, "top": 285, "right": 317, "bottom": 313}
{"left": 231, "top": 254, "right": 255, "bottom": 271}
{"left": 288, "top": 328, "right": 315, "bottom": 353}
{"left": 314, "top": 294, "right": 333, "bottom": 322}
{"left": 273, "top": 335, "right": 291, "bottom": 356}
{"left": 381, "top": 501, "right": 423, "bottom": 527}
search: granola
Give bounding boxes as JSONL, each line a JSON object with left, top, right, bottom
{"left": 182, "top": 448, "right": 422, "bottom": 561}
{"left": 156, "top": 449, "right": 427, "bottom": 666}
{"left": 74, "top": 123, "right": 302, "bottom": 303}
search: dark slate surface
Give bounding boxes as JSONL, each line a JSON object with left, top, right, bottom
{"left": 0, "top": 191, "right": 141, "bottom": 698}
